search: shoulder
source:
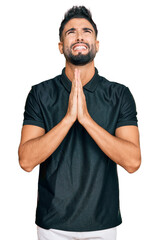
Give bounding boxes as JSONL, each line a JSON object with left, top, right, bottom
{"left": 30, "top": 74, "right": 61, "bottom": 97}
{"left": 98, "top": 74, "right": 128, "bottom": 98}
{"left": 33, "top": 74, "right": 61, "bottom": 90}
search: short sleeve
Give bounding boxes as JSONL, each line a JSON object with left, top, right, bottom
{"left": 116, "top": 87, "right": 138, "bottom": 128}
{"left": 23, "top": 86, "right": 45, "bottom": 129}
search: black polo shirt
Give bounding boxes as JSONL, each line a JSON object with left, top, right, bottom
{"left": 23, "top": 67, "right": 138, "bottom": 232}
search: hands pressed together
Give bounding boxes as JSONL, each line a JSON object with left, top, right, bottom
{"left": 66, "top": 69, "right": 90, "bottom": 125}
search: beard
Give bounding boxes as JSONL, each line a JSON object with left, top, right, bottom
{"left": 63, "top": 43, "right": 97, "bottom": 66}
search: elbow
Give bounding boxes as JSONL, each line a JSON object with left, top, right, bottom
{"left": 18, "top": 146, "right": 33, "bottom": 172}
{"left": 126, "top": 155, "right": 142, "bottom": 174}
{"left": 19, "top": 159, "right": 33, "bottom": 172}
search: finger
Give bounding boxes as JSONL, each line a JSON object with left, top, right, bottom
{"left": 74, "top": 69, "right": 80, "bottom": 85}
{"left": 74, "top": 69, "right": 78, "bottom": 90}
{"left": 77, "top": 80, "right": 83, "bottom": 97}
{"left": 74, "top": 69, "right": 80, "bottom": 90}
{"left": 76, "top": 69, "right": 81, "bottom": 82}
{"left": 70, "top": 71, "right": 77, "bottom": 97}
{"left": 77, "top": 71, "right": 83, "bottom": 90}
{"left": 72, "top": 81, "right": 77, "bottom": 96}
{"left": 72, "top": 69, "right": 77, "bottom": 86}
{"left": 73, "top": 68, "right": 79, "bottom": 80}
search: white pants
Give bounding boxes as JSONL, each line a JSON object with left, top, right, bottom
{"left": 37, "top": 226, "right": 117, "bottom": 240}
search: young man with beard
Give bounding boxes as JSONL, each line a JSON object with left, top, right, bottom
{"left": 18, "top": 6, "right": 141, "bottom": 240}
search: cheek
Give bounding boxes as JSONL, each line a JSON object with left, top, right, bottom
{"left": 63, "top": 40, "right": 73, "bottom": 51}
{"left": 63, "top": 45, "right": 71, "bottom": 55}
{"left": 90, "top": 43, "right": 97, "bottom": 52}
{"left": 62, "top": 42, "right": 68, "bottom": 52}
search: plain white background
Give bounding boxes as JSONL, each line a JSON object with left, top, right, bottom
{"left": 0, "top": 0, "right": 159, "bottom": 239}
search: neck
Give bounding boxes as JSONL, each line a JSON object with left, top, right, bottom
{"left": 65, "top": 61, "right": 95, "bottom": 86}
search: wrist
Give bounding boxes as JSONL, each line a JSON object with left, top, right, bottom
{"left": 64, "top": 114, "right": 76, "bottom": 126}
{"left": 79, "top": 113, "right": 92, "bottom": 127}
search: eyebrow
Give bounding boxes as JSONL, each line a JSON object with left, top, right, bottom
{"left": 65, "top": 27, "right": 94, "bottom": 35}
{"left": 83, "top": 28, "right": 93, "bottom": 32}
{"left": 65, "top": 28, "right": 76, "bottom": 35}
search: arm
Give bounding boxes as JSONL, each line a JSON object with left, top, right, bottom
{"left": 18, "top": 116, "right": 74, "bottom": 172}
{"left": 76, "top": 70, "right": 141, "bottom": 173}
{"left": 19, "top": 70, "right": 78, "bottom": 172}
{"left": 81, "top": 115, "right": 141, "bottom": 173}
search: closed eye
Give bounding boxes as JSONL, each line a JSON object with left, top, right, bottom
{"left": 83, "top": 28, "right": 93, "bottom": 33}
{"left": 68, "top": 31, "right": 75, "bottom": 34}
{"left": 65, "top": 28, "right": 76, "bottom": 36}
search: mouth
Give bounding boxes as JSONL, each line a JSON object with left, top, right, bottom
{"left": 72, "top": 43, "right": 88, "bottom": 52}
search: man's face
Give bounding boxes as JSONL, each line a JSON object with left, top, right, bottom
{"left": 59, "top": 18, "right": 99, "bottom": 66}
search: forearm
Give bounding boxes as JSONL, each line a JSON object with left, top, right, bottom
{"left": 82, "top": 115, "right": 141, "bottom": 173}
{"left": 19, "top": 116, "right": 74, "bottom": 172}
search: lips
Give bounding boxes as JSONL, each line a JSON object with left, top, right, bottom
{"left": 72, "top": 43, "right": 88, "bottom": 51}
{"left": 74, "top": 45, "right": 87, "bottom": 50}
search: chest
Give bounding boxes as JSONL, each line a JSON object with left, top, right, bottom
{"left": 40, "top": 88, "right": 121, "bottom": 135}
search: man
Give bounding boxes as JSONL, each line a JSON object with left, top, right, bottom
{"left": 18, "top": 6, "right": 141, "bottom": 240}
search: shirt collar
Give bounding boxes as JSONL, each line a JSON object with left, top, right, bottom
{"left": 60, "top": 67, "right": 100, "bottom": 93}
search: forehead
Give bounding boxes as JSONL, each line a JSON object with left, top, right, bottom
{"left": 63, "top": 18, "right": 94, "bottom": 32}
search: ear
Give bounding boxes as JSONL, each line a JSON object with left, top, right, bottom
{"left": 96, "top": 40, "right": 99, "bottom": 52}
{"left": 58, "top": 42, "right": 64, "bottom": 54}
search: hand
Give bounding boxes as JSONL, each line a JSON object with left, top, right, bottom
{"left": 76, "top": 69, "right": 90, "bottom": 125}
{"left": 65, "top": 69, "right": 78, "bottom": 123}
{"left": 65, "top": 68, "right": 90, "bottom": 125}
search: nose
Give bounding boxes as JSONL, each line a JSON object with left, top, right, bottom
{"left": 76, "top": 30, "right": 84, "bottom": 42}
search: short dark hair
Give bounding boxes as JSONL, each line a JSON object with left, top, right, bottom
{"left": 59, "top": 6, "right": 98, "bottom": 40}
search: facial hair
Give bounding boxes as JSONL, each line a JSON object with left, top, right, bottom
{"left": 63, "top": 43, "right": 97, "bottom": 66}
